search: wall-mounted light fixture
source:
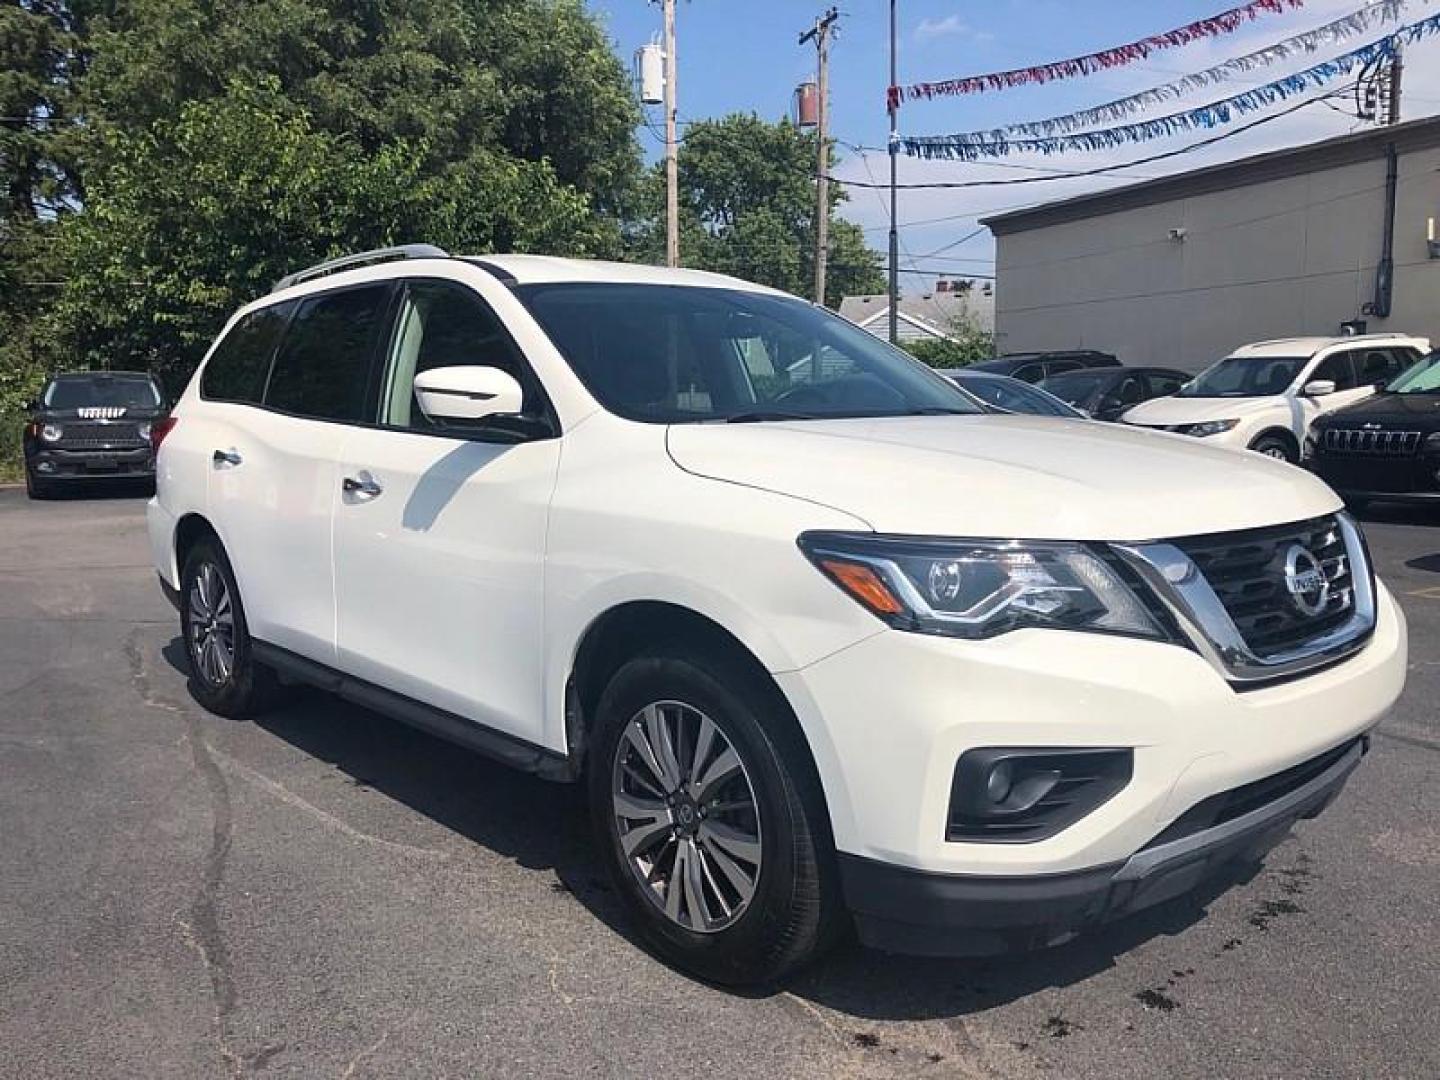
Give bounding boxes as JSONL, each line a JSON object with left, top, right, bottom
{"left": 1168, "top": 227, "right": 1188, "bottom": 243}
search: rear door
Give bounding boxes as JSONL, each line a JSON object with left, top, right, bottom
{"left": 331, "top": 276, "right": 561, "bottom": 743}
{"left": 1304, "top": 350, "right": 1368, "bottom": 426}
{"left": 209, "top": 283, "right": 391, "bottom": 663}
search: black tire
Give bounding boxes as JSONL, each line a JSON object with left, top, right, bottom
{"left": 179, "top": 539, "right": 280, "bottom": 718}
{"left": 1250, "top": 433, "right": 1298, "bottom": 463}
{"left": 588, "top": 648, "right": 842, "bottom": 986}
{"left": 25, "top": 470, "right": 53, "bottom": 500}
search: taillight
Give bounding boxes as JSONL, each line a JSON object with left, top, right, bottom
{"left": 151, "top": 416, "right": 178, "bottom": 453}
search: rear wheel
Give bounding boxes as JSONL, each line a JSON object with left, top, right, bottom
{"left": 588, "top": 650, "right": 841, "bottom": 986}
{"left": 1250, "top": 433, "right": 1297, "bottom": 463}
{"left": 180, "top": 540, "right": 279, "bottom": 718}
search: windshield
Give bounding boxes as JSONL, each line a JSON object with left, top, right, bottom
{"left": 1384, "top": 351, "right": 1440, "bottom": 394}
{"left": 1038, "top": 370, "right": 1109, "bottom": 407}
{"left": 1176, "top": 356, "right": 1305, "bottom": 398}
{"left": 953, "top": 373, "right": 1078, "bottom": 417}
{"left": 44, "top": 374, "right": 161, "bottom": 410}
{"left": 514, "top": 283, "right": 981, "bottom": 422}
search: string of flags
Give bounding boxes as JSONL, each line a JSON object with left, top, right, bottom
{"left": 942, "top": 0, "right": 1409, "bottom": 146}
{"left": 889, "top": 0, "right": 1305, "bottom": 107}
{"left": 901, "top": 9, "right": 1440, "bottom": 162}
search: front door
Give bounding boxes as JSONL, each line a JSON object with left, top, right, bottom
{"left": 331, "top": 276, "right": 560, "bottom": 743}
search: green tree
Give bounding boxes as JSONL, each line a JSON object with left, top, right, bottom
{"left": 632, "top": 113, "right": 884, "bottom": 307}
{"left": 901, "top": 312, "right": 995, "bottom": 369}
{"left": 57, "top": 78, "right": 607, "bottom": 391}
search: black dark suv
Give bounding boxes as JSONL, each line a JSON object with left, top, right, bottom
{"left": 22, "top": 371, "right": 166, "bottom": 499}
{"left": 1306, "top": 350, "right": 1440, "bottom": 510}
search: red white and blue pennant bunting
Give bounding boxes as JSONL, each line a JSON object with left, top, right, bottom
{"left": 901, "top": 10, "right": 1440, "bottom": 161}
{"left": 889, "top": 0, "right": 1306, "bottom": 107}
{"left": 945, "top": 0, "right": 1408, "bottom": 145}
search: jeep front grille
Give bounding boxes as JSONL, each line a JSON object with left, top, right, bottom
{"left": 1322, "top": 428, "right": 1422, "bottom": 456}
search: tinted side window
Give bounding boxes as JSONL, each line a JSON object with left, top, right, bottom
{"left": 1012, "top": 363, "right": 1044, "bottom": 383}
{"left": 265, "top": 286, "right": 389, "bottom": 421}
{"left": 1145, "top": 372, "right": 1187, "bottom": 397}
{"left": 381, "top": 281, "right": 536, "bottom": 430}
{"left": 1357, "top": 348, "right": 1411, "bottom": 383}
{"left": 1312, "top": 351, "right": 1358, "bottom": 391}
{"left": 201, "top": 303, "right": 293, "bottom": 404}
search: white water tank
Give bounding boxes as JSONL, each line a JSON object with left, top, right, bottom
{"left": 636, "top": 43, "right": 665, "bottom": 105}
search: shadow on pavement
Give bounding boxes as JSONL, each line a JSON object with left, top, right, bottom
{"left": 33, "top": 479, "right": 155, "bottom": 501}
{"left": 160, "top": 637, "right": 1260, "bottom": 1018}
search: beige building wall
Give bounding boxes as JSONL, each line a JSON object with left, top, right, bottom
{"left": 991, "top": 143, "right": 1440, "bottom": 373}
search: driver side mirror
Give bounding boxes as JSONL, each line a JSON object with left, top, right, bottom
{"left": 1302, "top": 379, "right": 1336, "bottom": 397}
{"left": 414, "top": 366, "right": 524, "bottom": 426}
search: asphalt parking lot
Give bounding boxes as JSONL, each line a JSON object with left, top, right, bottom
{"left": 1, "top": 486, "right": 1438, "bottom": 1079}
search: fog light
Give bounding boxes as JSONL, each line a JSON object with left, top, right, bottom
{"left": 985, "top": 760, "right": 1014, "bottom": 804}
{"left": 949, "top": 747, "right": 1133, "bottom": 843}
{"left": 37, "top": 461, "right": 56, "bottom": 473}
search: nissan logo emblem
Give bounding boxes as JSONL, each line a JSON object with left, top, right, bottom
{"left": 1284, "top": 544, "right": 1330, "bottom": 617}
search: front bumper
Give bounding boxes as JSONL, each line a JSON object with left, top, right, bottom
{"left": 840, "top": 735, "right": 1366, "bottom": 956}
{"left": 775, "top": 578, "right": 1405, "bottom": 951}
{"left": 28, "top": 446, "right": 154, "bottom": 479}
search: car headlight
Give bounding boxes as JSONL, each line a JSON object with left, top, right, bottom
{"left": 1303, "top": 430, "right": 1320, "bottom": 459}
{"left": 1177, "top": 419, "right": 1239, "bottom": 437}
{"left": 40, "top": 423, "right": 63, "bottom": 443}
{"left": 798, "top": 532, "right": 1166, "bottom": 641}
{"left": 1426, "top": 432, "right": 1440, "bottom": 450}
{"left": 137, "top": 422, "right": 151, "bottom": 441}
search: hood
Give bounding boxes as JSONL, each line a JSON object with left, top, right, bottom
{"left": 1121, "top": 394, "right": 1296, "bottom": 426}
{"left": 666, "top": 415, "right": 1341, "bottom": 542}
{"left": 1318, "top": 392, "right": 1440, "bottom": 430}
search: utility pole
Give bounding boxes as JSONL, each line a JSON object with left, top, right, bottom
{"left": 886, "top": 0, "right": 899, "bottom": 344}
{"left": 1385, "top": 40, "right": 1403, "bottom": 126}
{"left": 663, "top": 0, "right": 680, "bottom": 267}
{"left": 800, "top": 8, "right": 839, "bottom": 307}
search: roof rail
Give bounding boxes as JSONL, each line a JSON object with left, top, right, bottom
{"left": 272, "top": 244, "right": 450, "bottom": 292}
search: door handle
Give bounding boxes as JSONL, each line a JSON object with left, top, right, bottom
{"left": 212, "top": 448, "right": 242, "bottom": 467}
{"left": 342, "top": 472, "right": 383, "bottom": 500}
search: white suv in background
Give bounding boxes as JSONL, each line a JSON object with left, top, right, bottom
{"left": 1122, "top": 334, "right": 1429, "bottom": 462}
{"left": 148, "top": 248, "right": 1406, "bottom": 985}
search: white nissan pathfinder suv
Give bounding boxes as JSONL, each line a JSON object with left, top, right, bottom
{"left": 1122, "top": 334, "right": 1428, "bottom": 462}
{"left": 148, "top": 247, "right": 1407, "bottom": 984}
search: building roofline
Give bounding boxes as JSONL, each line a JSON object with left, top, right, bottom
{"left": 981, "top": 115, "right": 1440, "bottom": 237}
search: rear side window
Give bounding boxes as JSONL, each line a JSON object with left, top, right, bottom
{"left": 201, "top": 303, "right": 293, "bottom": 404}
{"left": 265, "top": 285, "right": 389, "bottom": 422}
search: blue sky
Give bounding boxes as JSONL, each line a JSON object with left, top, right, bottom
{"left": 585, "top": 1, "right": 1440, "bottom": 289}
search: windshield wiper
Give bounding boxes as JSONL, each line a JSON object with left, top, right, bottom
{"left": 904, "top": 406, "right": 975, "bottom": 416}
{"left": 724, "top": 410, "right": 816, "bottom": 424}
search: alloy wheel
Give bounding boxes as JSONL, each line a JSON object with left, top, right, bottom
{"left": 187, "top": 562, "right": 236, "bottom": 687}
{"left": 610, "top": 701, "right": 763, "bottom": 933}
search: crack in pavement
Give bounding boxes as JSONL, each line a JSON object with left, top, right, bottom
{"left": 125, "top": 630, "right": 243, "bottom": 1079}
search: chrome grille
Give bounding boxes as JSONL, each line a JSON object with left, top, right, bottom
{"left": 1114, "top": 514, "right": 1376, "bottom": 687}
{"left": 1174, "top": 516, "right": 1354, "bottom": 656}
{"left": 1322, "top": 428, "right": 1422, "bottom": 455}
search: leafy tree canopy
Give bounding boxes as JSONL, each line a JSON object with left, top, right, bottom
{"left": 630, "top": 113, "right": 885, "bottom": 309}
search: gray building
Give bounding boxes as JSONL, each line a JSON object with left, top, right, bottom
{"left": 838, "top": 280, "right": 995, "bottom": 344}
{"left": 983, "top": 117, "right": 1440, "bottom": 372}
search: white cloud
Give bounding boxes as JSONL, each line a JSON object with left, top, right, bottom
{"left": 914, "top": 15, "right": 993, "bottom": 45}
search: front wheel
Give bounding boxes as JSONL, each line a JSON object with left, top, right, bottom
{"left": 25, "top": 470, "right": 53, "bottom": 500}
{"left": 179, "top": 540, "right": 279, "bottom": 718}
{"left": 1250, "top": 434, "right": 1297, "bottom": 463}
{"left": 588, "top": 650, "right": 841, "bottom": 986}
